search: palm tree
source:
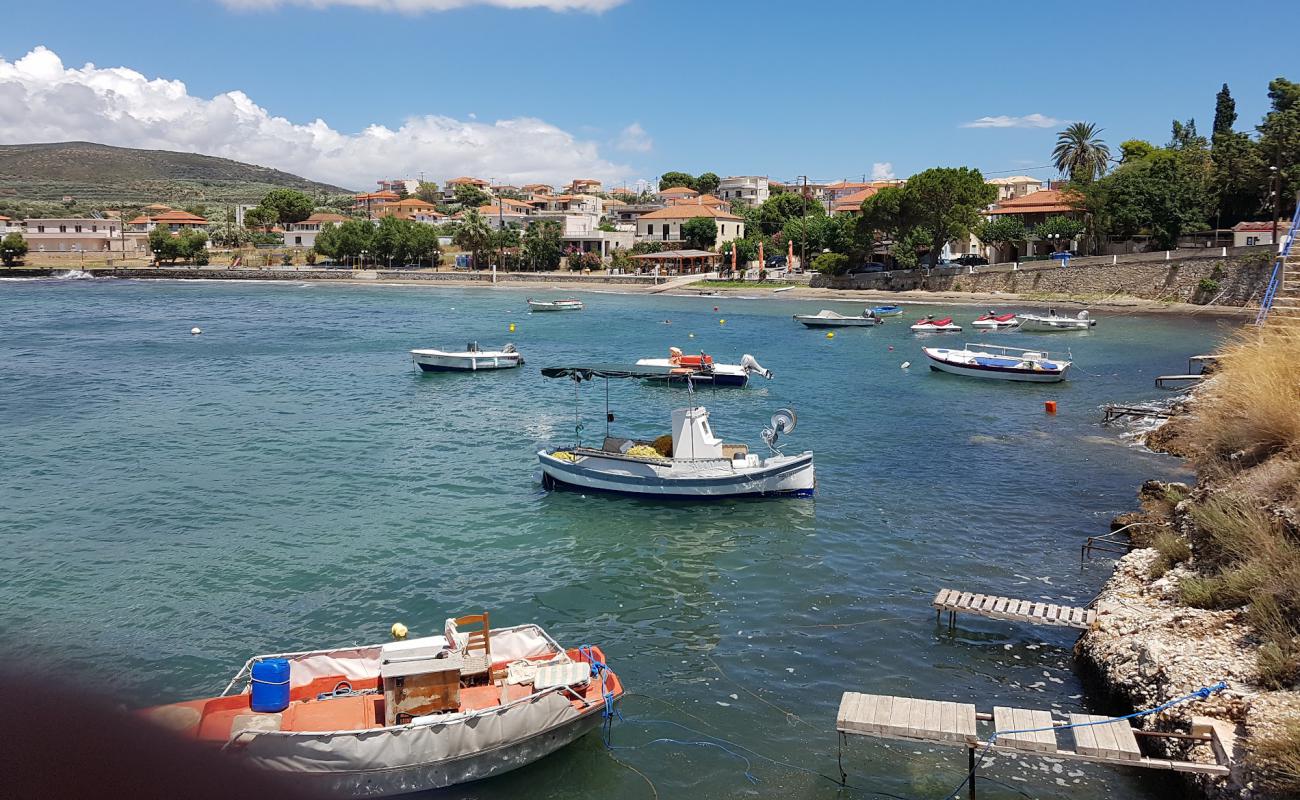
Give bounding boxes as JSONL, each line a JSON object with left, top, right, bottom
{"left": 1053, "top": 122, "right": 1111, "bottom": 183}
{"left": 453, "top": 209, "right": 493, "bottom": 270}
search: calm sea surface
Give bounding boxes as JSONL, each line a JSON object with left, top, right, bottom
{"left": 0, "top": 277, "right": 1234, "bottom": 799}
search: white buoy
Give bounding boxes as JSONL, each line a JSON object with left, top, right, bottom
{"left": 190, "top": 327, "right": 202, "bottom": 335}
{"left": 901, "top": 361, "right": 911, "bottom": 369}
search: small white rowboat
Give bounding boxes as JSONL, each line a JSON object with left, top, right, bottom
{"left": 1016, "top": 311, "right": 1096, "bottom": 332}
{"left": 793, "top": 309, "right": 882, "bottom": 328}
{"left": 527, "top": 298, "right": 584, "bottom": 312}
{"left": 923, "top": 343, "right": 1071, "bottom": 382}
{"left": 411, "top": 343, "right": 522, "bottom": 372}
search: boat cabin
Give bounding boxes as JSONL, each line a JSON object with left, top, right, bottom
{"left": 671, "top": 406, "right": 723, "bottom": 459}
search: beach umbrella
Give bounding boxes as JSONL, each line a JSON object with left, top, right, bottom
{"left": 758, "top": 241, "right": 764, "bottom": 271}
{"left": 788, "top": 239, "right": 794, "bottom": 269}
{"left": 731, "top": 242, "right": 737, "bottom": 273}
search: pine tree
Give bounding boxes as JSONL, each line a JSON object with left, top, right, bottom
{"left": 1212, "top": 83, "right": 1236, "bottom": 136}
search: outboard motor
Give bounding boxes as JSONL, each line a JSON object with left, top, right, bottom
{"left": 740, "top": 354, "right": 773, "bottom": 380}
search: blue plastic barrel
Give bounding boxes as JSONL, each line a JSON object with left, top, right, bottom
{"left": 250, "top": 658, "right": 291, "bottom": 713}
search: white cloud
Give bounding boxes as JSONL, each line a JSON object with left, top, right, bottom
{"left": 218, "top": 0, "right": 625, "bottom": 12}
{"left": 961, "top": 113, "right": 1062, "bottom": 129}
{"left": 0, "top": 46, "right": 629, "bottom": 189}
{"left": 871, "top": 162, "right": 894, "bottom": 180}
{"left": 614, "top": 122, "right": 652, "bottom": 153}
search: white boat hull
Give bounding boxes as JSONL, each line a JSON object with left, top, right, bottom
{"left": 260, "top": 701, "right": 608, "bottom": 797}
{"left": 793, "top": 314, "right": 879, "bottom": 328}
{"left": 1016, "top": 316, "right": 1095, "bottom": 332}
{"left": 528, "top": 301, "right": 583, "bottom": 312}
{"left": 971, "top": 318, "right": 1020, "bottom": 329}
{"left": 538, "top": 450, "right": 815, "bottom": 498}
{"left": 910, "top": 324, "right": 962, "bottom": 333}
{"left": 411, "top": 350, "right": 522, "bottom": 372}
{"left": 923, "top": 350, "right": 1068, "bottom": 383}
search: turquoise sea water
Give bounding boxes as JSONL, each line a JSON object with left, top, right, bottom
{"left": 1, "top": 278, "right": 1233, "bottom": 799}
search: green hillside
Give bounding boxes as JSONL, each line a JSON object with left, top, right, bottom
{"left": 0, "top": 141, "right": 353, "bottom": 206}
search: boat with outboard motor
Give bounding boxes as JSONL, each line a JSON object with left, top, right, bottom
{"left": 871, "top": 305, "right": 904, "bottom": 317}
{"left": 910, "top": 315, "right": 962, "bottom": 333}
{"left": 971, "top": 311, "right": 1020, "bottom": 329}
{"left": 527, "top": 298, "right": 584, "bottom": 312}
{"left": 792, "top": 309, "right": 882, "bottom": 328}
{"left": 139, "top": 619, "right": 621, "bottom": 796}
{"left": 537, "top": 365, "right": 814, "bottom": 499}
{"left": 923, "top": 343, "right": 1071, "bottom": 382}
{"left": 634, "top": 347, "right": 772, "bottom": 387}
{"left": 1016, "top": 310, "right": 1096, "bottom": 332}
{"left": 411, "top": 343, "right": 523, "bottom": 372}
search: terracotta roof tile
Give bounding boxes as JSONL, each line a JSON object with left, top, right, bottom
{"left": 638, "top": 204, "right": 741, "bottom": 221}
{"left": 987, "top": 188, "right": 1080, "bottom": 215}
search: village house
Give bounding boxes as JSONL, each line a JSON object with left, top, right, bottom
{"left": 376, "top": 178, "right": 420, "bottom": 196}
{"left": 127, "top": 210, "right": 209, "bottom": 233}
{"left": 716, "top": 176, "right": 769, "bottom": 206}
{"left": 669, "top": 193, "right": 726, "bottom": 208}
{"left": 353, "top": 190, "right": 400, "bottom": 215}
{"left": 22, "top": 217, "right": 143, "bottom": 252}
{"left": 657, "top": 186, "right": 698, "bottom": 204}
{"left": 987, "top": 175, "right": 1045, "bottom": 202}
{"left": 283, "top": 212, "right": 351, "bottom": 249}
{"left": 374, "top": 198, "right": 440, "bottom": 220}
{"left": 983, "top": 188, "right": 1085, "bottom": 260}
{"left": 521, "top": 184, "right": 554, "bottom": 200}
{"left": 566, "top": 178, "right": 602, "bottom": 194}
{"left": 635, "top": 202, "right": 744, "bottom": 246}
{"left": 1232, "top": 221, "right": 1278, "bottom": 247}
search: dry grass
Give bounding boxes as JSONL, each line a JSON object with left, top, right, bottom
{"left": 1251, "top": 722, "right": 1300, "bottom": 796}
{"left": 1147, "top": 530, "right": 1191, "bottom": 578}
{"left": 1179, "top": 492, "right": 1300, "bottom": 688}
{"left": 1192, "top": 327, "right": 1300, "bottom": 469}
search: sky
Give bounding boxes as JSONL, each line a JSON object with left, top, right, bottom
{"left": 0, "top": 0, "right": 1292, "bottom": 192}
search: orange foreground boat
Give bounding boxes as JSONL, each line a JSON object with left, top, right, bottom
{"left": 142, "top": 618, "right": 622, "bottom": 797}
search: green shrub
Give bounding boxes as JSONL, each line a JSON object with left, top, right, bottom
{"left": 1148, "top": 531, "right": 1192, "bottom": 578}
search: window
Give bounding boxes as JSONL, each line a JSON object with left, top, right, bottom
{"left": 720, "top": 225, "right": 726, "bottom": 236}
{"left": 36, "top": 225, "right": 45, "bottom": 233}
{"left": 646, "top": 224, "right": 654, "bottom": 236}
{"left": 1247, "top": 236, "right": 1258, "bottom": 246}
{"left": 294, "top": 236, "right": 302, "bottom": 245}
{"left": 59, "top": 225, "right": 67, "bottom": 233}
{"left": 75, "top": 225, "right": 83, "bottom": 233}
{"left": 91, "top": 225, "right": 98, "bottom": 232}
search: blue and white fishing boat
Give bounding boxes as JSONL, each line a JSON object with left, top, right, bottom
{"left": 923, "top": 343, "right": 1071, "bottom": 383}
{"left": 871, "top": 305, "right": 904, "bottom": 317}
{"left": 537, "top": 365, "right": 814, "bottom": 499}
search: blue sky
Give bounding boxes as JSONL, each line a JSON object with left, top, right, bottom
{"left": 0, "top": 0, "right": 1292, "bottom": 189}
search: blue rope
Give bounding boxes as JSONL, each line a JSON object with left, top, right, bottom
{"left": 578, "top": 644, "right": 622, "bottom": 744}
{"left": 942, "top": 681, "right": 1229, "bottom": 800}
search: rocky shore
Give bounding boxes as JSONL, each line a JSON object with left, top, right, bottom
{"left": 1079, "top": 341, "right": 1300, "bottom": 799}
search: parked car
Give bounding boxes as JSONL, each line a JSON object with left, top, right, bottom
{"left": 952, "top": 255, "right": 989, "bottom": 267}
{"left": 765, "top": 255, "right": 787, "bottom": 269}
{"left": 846, "top": 262, "right": 887, "bottom": 275}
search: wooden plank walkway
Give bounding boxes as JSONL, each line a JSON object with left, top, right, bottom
{"left": 836, "top": 692, "right": 1229, "bottom": 777}
{"left": 932, "top": 588, "right": 1096, "bottom": 630}
{"left": 1154, "top": 373, "right": 1205, "bottom": 388}
{"left": 1102, "top": 404, "right": 1172, "bottom": 424}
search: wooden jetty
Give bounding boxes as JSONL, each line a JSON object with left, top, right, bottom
{"left": 932, "top": 588, "right": 1096, "bottom": 630}
{"left": 836, "top": 692, "right": 1232, "bottom": 798}
{"left": 1102, "top": 404, "right": 1172, "bottom": 423}
{"left": 1154, "top": 373, "right": 1205, "bottom": 388}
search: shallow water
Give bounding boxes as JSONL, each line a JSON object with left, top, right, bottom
{"left": 0, "top": 278, "right": 1234, "bottom": 799}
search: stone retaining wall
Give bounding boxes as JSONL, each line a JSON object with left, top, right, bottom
{"left": 813, "top": 252, "right": 1275, "bottom": 305}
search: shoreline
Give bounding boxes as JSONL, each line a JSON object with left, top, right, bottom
{"left": 2, "top": 267, "right": 1255, "bottom": 318}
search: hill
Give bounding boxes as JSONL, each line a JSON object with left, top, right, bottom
{"left": 0, "top": 142, "right": 353, "bottom": 206}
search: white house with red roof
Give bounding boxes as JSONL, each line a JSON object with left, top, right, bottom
{"left": 1232, "top": 221, "right": 1278, "bottom": 248}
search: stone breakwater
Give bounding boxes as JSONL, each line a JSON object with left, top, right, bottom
{"left": 814, "top": 251, "right": 1273, "bottom": 306}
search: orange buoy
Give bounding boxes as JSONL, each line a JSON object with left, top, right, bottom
{"left": 1045, "top": 401, "right": 1058, "bottom": 415}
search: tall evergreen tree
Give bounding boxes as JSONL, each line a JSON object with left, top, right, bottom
{"left": 1212, "top": 84, "right": 1237, "bottom": 136}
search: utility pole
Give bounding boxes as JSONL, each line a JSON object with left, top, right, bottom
{"left": 798, "top": 175, "right": 809, "bottom": 271}
{"left": 1270, "top": 150, "right": 1282, "bottom": 247}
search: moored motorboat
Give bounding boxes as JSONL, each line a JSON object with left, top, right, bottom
{"left": 1016, "top": 310, "right": 1096, "bottom": 332}
{"left": 910, "top": 315, "right": 962, "bottom": 333}
{"left": 971, "top": 311, "right": 1020, "bottom": 329}
{"left": 411, "top": 342, "right": 522, "bottom": 372}
{"left": 635, "top": 347, "right": 773, "bottom": 387}
{"left": 871, "top": 305, "right": 904, "bottom": 317}
{"left": 792, "top": 309, "right": 882, "bottom": 328}
{"left": 140, "top": 619, "right": 621, "bottom": 796}
{"left": 923, "top": 343, "right": 1071, "bottom": 382}
{"left": 537, "top": 365, "right": 814, "bottom": 499}
{"left": 527, "top": 298, "right": 584, "bottom": 312}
